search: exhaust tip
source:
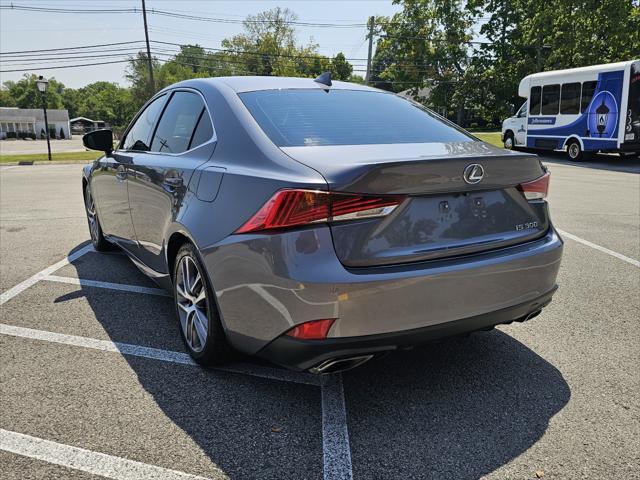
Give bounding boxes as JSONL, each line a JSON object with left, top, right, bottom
{"left": 523, "top": 309, "right": 542, "bottom": 322}
{"left": 309, "top": 354, "right": 374, "bottom": 374}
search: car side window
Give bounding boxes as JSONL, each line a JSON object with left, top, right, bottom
{"left": 121, "top": 95, "right": 166, "bottom": 152}
{"left": 188, "top": 109, "right": 214, "bottom": 150}
{"left": 541, "top": 84, "right": 560, "bottom": 115}
{"left": 151, "top": 91, "right": 210, "bottom": 154}
{"left": 530, "top": 87, "right": 541, "bottom": 115}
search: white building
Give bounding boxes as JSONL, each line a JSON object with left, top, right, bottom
{"left": 0, "top": 107, "right": 71, "bottom": 140}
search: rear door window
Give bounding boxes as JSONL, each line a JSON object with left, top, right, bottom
{"left": 529, "top": 87, "right": 542, "bottom": 115}
{"left": 121, "top": 94, "right": 166, "bottom": 151}
{"left": 239, "top": 89, "right": 471, "bottom": 147}
{"left": 560, "top": 83, "right": 581, "bottom": 114}
{"left": 151, "top": 91, "right": 211, "bottom": 154}
{"left": 541, "top": 84, "right": 560, "bottom": 115}
{"left": 188, "top": 109, "right": 214, "bottom": 150}
{"left": 581, "top": 81, "right": 597, "bottom": 112}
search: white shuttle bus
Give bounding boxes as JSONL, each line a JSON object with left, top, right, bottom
{"left": 501, "top": 60, "right": 639, "bottom": 160}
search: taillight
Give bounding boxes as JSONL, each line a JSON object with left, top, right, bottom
{"left": 518, "top": 172, "right": 550, "bottom": 200}
{"left": 285, "top": 318, "right": 336, "bottom": 340}
{"left": 236, "top": 189, "right": 405, "bottom": 233}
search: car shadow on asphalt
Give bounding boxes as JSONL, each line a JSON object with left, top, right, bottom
{"left": 66, "top": 244, "right": 571, "bottom": 480}
{"left": 64, "top": 245, "right": 323, "bottom": 479}
{"left": 343, "top": 331, "right": 571, "bottom": 479}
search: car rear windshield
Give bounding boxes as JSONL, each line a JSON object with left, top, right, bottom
{"left": 239, "top": 89, "right": 472, "bottom": 147}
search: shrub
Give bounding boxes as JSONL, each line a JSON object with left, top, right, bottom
{"left": 29, "top": 132, "right": 36, "bottom": 140}
{"left": 6, "top": 131, "right": 17, "bottom": 139}
{"left": 59, "top": 127, "right": 65, "bottom": 139}
{"left": 40, "top": 128, "right": 46, "bottom": 139}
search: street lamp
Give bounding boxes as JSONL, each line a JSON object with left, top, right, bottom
{"left": 35, "top": 75, "right": 52, "bottom": 161}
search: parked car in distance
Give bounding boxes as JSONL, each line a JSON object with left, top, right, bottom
{"left": 501, "top": 60, "right": 639, "bottom": 160}
{"left": 82, "top": 74, "right": 563, "bottom": 373}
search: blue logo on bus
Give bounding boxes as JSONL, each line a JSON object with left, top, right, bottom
{"left": 587, "top": 91, "right": 617, "bottom": 138}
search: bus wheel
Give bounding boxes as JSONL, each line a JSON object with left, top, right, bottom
{"left": 503, "top": 132, "right": 514, "bottom": 150}
{"left": 567, "top": 140, "right": 588, "bottom": 161}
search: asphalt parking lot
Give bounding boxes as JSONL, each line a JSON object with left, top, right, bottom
{"left": 1, "top": 153, "right": 639, "bottom": 480}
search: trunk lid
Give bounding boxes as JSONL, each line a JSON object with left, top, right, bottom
{"left": 281, "top": 141, "right": 550, "bottom": 267}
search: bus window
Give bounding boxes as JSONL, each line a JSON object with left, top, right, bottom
{"left": 560, "top": 83, "right": 581, "bottom": 114}
{"left": 530, "top": 86, "right": 541, "bottom": 115}
{"left": 516, "top": 101, "right": 528, "bottom": 117}
{"left": 581, "top": 81, "right": 597, "bottom": 112}
{"left": 541, "top": 84, "right": 560, "bottom": 115}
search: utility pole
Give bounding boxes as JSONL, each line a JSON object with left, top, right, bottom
{"left": 141, "top": 0, "right": 155, "bottom": 93}
{"left": 365, "top": 16, "right": 375, "bottom": 85}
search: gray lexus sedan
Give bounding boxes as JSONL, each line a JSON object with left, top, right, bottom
{"left": 82, "top": 74, "right": 563, "bottom": 373}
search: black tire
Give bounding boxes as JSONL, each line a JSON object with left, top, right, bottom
{"left": 503, "top": 131, "right": 515, "bottom": 150}
{"left": 84, "top": 185, "right": 114, "bottom": 251}
{"left": 566, "top": 140, "right": 591, "bottom": 161}
{"left": 173, "top": 243, "right": 233, "bottom": 366}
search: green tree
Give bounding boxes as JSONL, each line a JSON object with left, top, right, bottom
{"left": 465, "top": 0, "right": 640, "bottom": 123}
{"left": 0, "top": 86, "right": 17, "bottom": 107}
{"left": 61, "top": 87, "right": 82, "bottom": 119}
{"left": 2, "top": 74, "right": 65, "bottom": 109}
{"left": 331, "top": 52, "right": 353, "bottom": 80}
{"left": 75, "top": 81, "right": 135, "bottom": 129}
{"left": 125, "top": 52, "right": 161, "bottom": 108}
{"left": 373, "top": 0, "right": 474, "bottom": 123}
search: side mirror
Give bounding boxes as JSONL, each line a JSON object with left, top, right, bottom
{"left": 83, "top": 129, "right": 113, "bottom": 154}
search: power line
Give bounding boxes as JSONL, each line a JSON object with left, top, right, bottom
{"left": 0, "top": 40, "right": 145, "bottom": 56}
{"left": 149, "top": 40, "right": 370, "bottom": 62}
{"left": 0, "top": 4, "right": 369, "bottom": 28}
{"left": 0, "top": 52, "right": 143, "bottom": 65}
{"left": 0, "top": 47, "right": 147, "bottom": 59}
{"left": 0, "top": 59, "right": 132, "bottom": 73}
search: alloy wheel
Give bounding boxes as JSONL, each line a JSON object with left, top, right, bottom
{"left": 175, "top": 255, "right": 209, "bottom": 353}
{"left": 85, "top": 190, "right": 99, "bottom": 243}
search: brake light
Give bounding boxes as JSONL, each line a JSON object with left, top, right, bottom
{"left": 285, "top": 318, "right": 336, "bottom": 340}
{"left": 236, "top": 189, "right": 405, "bottom": 233}
{"left": 518, "top": 172, "right": 550, "bottom": 200}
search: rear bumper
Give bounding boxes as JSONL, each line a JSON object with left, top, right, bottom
{"left": 257, "top": 286, "right": 557, "bottom": 371}
{"left": 201, "top": 227, "right": 563, "bottom": 356}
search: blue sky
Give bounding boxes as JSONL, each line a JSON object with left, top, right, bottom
{"left": 0, "top": 0, "right": 403, "bottom": 88}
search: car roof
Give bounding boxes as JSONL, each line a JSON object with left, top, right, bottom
{"left": 207, "top": 75, "right": 380, "bottom": 94}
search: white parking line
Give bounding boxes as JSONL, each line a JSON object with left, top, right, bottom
{"left": 0, "top": 428, "right": 224, "bottom": 480}
{"left": 1, "top": 244, "right": 347, "bottom": 478}
{"left": 0, "top": 244, "right": 94, "bottom": 305}
{"left": 43, "top": 275, "right": 172, "bottom": 297}
{"left": 0, "top": 323, "right": 320, "bottom": 386}
{"left": 321, "top": 374, "right": 354, "bottom": 480}
{"left": 557, "top": 228, "right": 640, "bottom": 267}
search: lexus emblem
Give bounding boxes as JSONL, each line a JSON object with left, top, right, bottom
{"left": 463, "top": 164, "right": 484, "bottom": 184}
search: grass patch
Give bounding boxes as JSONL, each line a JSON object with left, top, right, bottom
{"left": 473, "top": 132, "right": 503, "bottom": 148}
{"left": 0, "top": 150, "right": 103, "bottom": 164}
